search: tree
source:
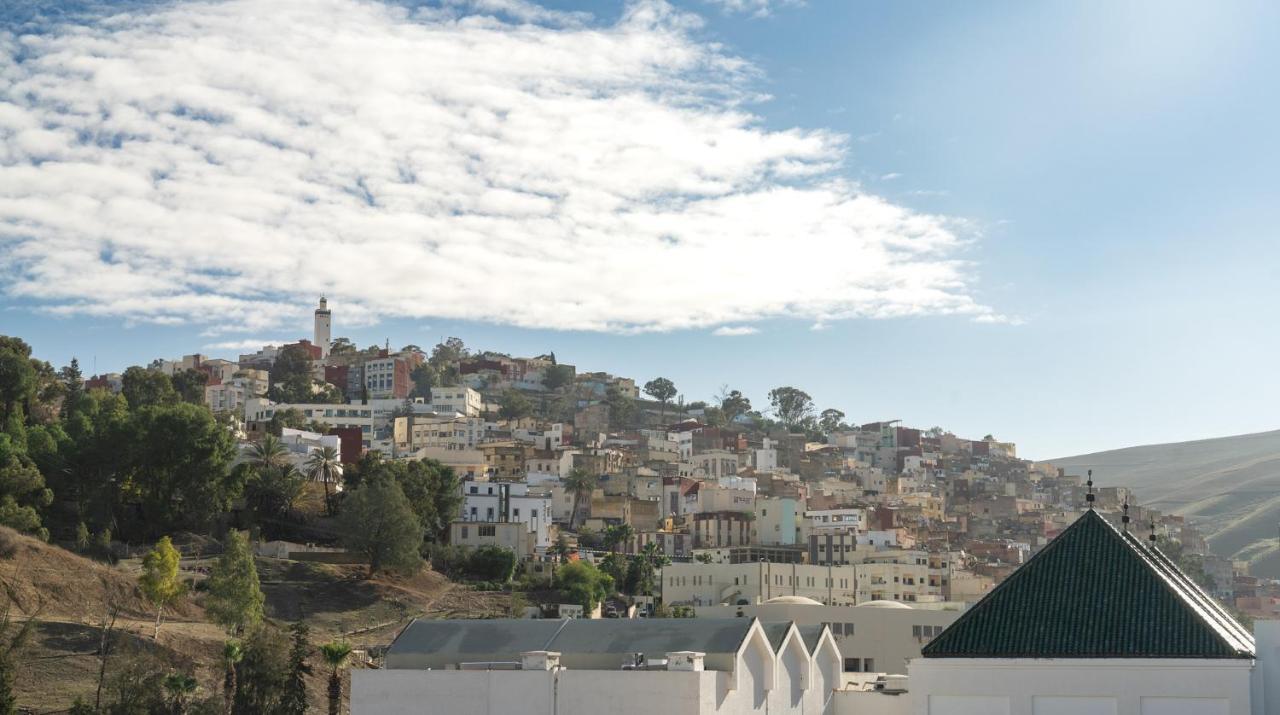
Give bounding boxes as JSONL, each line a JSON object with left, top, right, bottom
{"left": 126, "top": 402, "right": 238, "bottom": 535}
{"left": 233, "top": 625, "right": 291, "bottom": 715}
{"left": 602, "top": 523, "right": 634, "bottom": 553}
{"left": 245, "top": 465, "right": 306, "bottom": 522}
{"left": 467, "top": 545, "right": 517, "bottom": 583}
{"left": 338, "top": 477, "right": 423, "bottom": 578}
{"left": 0, "top": 585, "right": 39, "bottom": 715}
{"left": 344, "top": 454, "right": 459, "bottom": 542}
{"left": 206, "top": 530, "right": 265, "bottom": 636}
{"left": 603, "top": 386, "right": 634, "bottom": 430}
{"left": 0, "top": 434, "right": 52, "bottom": 539}
{"left": 563, "top": 468, "right": 598, "bottom": 530}
{"left": 121, "top": 366, "right": 177, "bottom": 410}
{"left": 163, "top": 672, "right": 198, "bottom": 715}
{"left": 643, "top": 377, "right": 677, "bottom": 423}
{"left": 0, "top": 338, "right": 36, "bottom": 425}
{"left": 408, "top": 362, "right": 433, "bottom": 399}
{"left": 305, "top": 446, "right": 342, "bottom": 516}
{"left": 280, "top": 622, "right": 312, "bottom": 715}
{"left": 542, "top": 364, "right": 573, "bottom": 391}
{"left": 554, "top": 561, "right": 613, "bottom": 613}
{"left": 329, "top": 338, "right": 356, "bottom": 356}
{"left": 499, "top": 389, "right": 533, "bottom": 421}
{"left": 768, "top": 386, "right": 814, "bottom": 429}
{"left": 319, "top": 641, "right": 352, "bottom": 715}
{"left": 221, "top": 641, "right": 243, "bottom": 715}
{"left": 266, "top": 408, "right": 307, "bottom": 436}
{"left": 247, "top": 434, "right": 290, "bottom": 473}
{"left": 139, "top": 536, "right": 187, "bottom": 640}
{"left": 428, "top": 338, "right": 468, "bottom": 387}
{"left": 819, "top": 408, "right": 846, "bottom": 434}
{"left": 268, "top": 345, "right": 315, "bottom": 404}
{"left": 171, "top": 369, "right": 209, "bottom": 405}
{"left": 59, "top": 357, "right": 84, "bottom": 417}
{"left": 626, "top": 541, "right": 670, "bottom": 596}
{"left": 694, "top": 552, "right": 714, "bottom": 564}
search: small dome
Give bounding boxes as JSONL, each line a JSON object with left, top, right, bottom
{"left": 764, "top": 595, "right": 824, "bottom": 606}
{"left": 856, "top": 600, "right": 912, "bottom": 609}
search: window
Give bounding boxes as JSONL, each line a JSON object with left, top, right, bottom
{"left": 863, "top": 659, "right": 875, "bottom": 672}
{"left": 460, "top": 526, "right": 468, "bottom": 538}
{"left": 479, "top": 525, "right": 496, "bottom": 537}
{"left": 844, "top": 658, "right": 860, "bottom": 672}
{"left": 913, "top": 625, "right": 922, "bottom": 638}
{"left": 843, "top": 623, "right": 855, "bottom": 635}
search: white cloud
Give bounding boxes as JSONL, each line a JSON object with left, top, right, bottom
{"left": 203, "top": 338, "right": 292, "bottom": 351}
{"left": 711, "top": 325, "right": 758, "bottom": 336}
{"left": 880, "top": 172, "right": 902, "bottom": 180}
{"left": 0, "top": 0, "right": 1001, "bottom": 335}
{"left": 703, "top": 0, "right": 802, "bottom": 18}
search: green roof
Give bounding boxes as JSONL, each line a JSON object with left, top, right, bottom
{"left": 922, "top": 509, "right": 1254, "bottom": 659}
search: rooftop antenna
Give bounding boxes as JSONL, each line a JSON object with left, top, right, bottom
{"left": 1085, "top": 470, "right": 1095, "bottom": 510}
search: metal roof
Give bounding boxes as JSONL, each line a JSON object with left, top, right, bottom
{"left": 922, "top": 510, "right": 1255, "bottom": 659}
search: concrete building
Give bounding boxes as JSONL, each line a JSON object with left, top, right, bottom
{"left": 755, "top": 496, "right": 802, "bottom": 546}
{"left": 314, "top": 296, "right": 331, "bottom": 358}
{"left": 430, "top": 386, "right": 483, "bottom": 417}
{"left": 663, "top": 560, "right": 860, "bottom": 607}
{"left": 695, "top": 598, "right": 962, "bottom": 675}
{"left": 460, "top": 479, "right": 553, "bottom": 552}
{"left": 351, "top": 617, "right": 842, "bottom": 715}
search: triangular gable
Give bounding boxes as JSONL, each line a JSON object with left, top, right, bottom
{"left": 922, "top": 510, "right": 1254, "bottom": 659}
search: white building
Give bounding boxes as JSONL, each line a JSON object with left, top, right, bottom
{"left": 909, "top": 509, "right": 1257, "bottom": 715}
{"left": 756, "top": 497, "right": 803, "bottom": 546}
{"left": 351, "top": 617, "right": 842, "bottom": 715}
{"left": 430, "top": 386, "right": 483, "bottom": 417}
{"left": 314, "top": 297, "right": 331, "bottom": 358}
{"left": 805, "top": 508, "right": 867, "bottom": 536}
{"left": 755, "top": 437, "right": 779, "bottom": 472}
{"left": 460, "top": 479, "right": 553, "bottom": 552}
{"left": 663, "top": 560, "right": 860, "bottom": 607}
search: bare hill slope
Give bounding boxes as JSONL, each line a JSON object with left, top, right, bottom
{"left": 1051, "top": 429, "right": 1280, "bottom": 577}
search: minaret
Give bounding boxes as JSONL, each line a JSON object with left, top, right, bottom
{"left": 314, "top": 296, "right": 331, "bottom": 358}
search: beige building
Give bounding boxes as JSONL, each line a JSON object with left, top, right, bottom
{"left": 449, "top": 520, "right": 535, "bottom": 557}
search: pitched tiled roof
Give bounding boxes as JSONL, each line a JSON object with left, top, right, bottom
{"left": 922, "top": 509, "right": 1254, "bottom": 659}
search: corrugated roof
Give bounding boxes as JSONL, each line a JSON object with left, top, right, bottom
{"left": 922, "top": 510, "right": 1255, "bottom": 659}
{"left": 389, "top": 617, "right": 757, "bottom": 660}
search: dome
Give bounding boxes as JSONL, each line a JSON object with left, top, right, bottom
{"left": 764, "top": 595, "right": 824, "bottom": 606}
{"left": 856, "top": 599, "right": 913, "bottom": 609}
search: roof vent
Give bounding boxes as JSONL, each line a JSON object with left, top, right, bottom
{"left": 666, "top": 651, "right": 705, "bottom": 672}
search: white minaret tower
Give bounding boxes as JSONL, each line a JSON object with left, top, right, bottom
{"left": 314, "top": 296, "right": 331, "bottom": 358}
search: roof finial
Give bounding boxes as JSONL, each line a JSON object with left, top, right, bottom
{"left": 1149, "top": 517, "right": 1158, "bottom": 545}
{"left": 1121, "top": 498, "right": 1130, "bottom": 532}
{"left": 1085, "top": 469, "right": 1095, "bottom": 510}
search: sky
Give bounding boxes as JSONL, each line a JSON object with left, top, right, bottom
{"left": 2, "top": 0, "right": 1278, "bottom": 459}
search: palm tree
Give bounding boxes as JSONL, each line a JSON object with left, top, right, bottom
{"left": 247, "top": 434, "right": 290, "bottom": 473}
{"left": 305, "top": 446, "right": 342, "bottom": 516}
{"left": 163, "top": 672, "right": 198, "bottom": 715}
{"left": 320, "top": 640, "right": 354, "bottom": 715}
{"left": 221, "top": 640, "right": 242, "bottom": 715}
{"left": 562, "top": 468, "right": 598, "bottom": 531}
{"left": 603, "top": 523, "right": 634, "bottom": 554}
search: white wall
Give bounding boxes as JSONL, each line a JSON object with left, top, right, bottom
{"left": 908, "top": 659, "right": 1252, "bottom": 715}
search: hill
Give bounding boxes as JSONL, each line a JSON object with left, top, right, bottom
{"left": 0, "top": 528, "right": 511, "bottom": 713}
{"left": 1050, "top": 429, "right": 1280, "bottom": 577}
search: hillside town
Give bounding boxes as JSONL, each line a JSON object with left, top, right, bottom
{"left": 58, "top": 297, "right": 1280, "bottom": 714}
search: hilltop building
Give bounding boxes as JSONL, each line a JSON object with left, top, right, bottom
{"left": 314, "top": 296, "right": 331, "bottom": 358}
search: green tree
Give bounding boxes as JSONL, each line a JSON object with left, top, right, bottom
{"left": 305, "top": 446, "right": 342, "bottom": 517}
{"left": 139, "top": 536, "right": 187, "bottom": 639}
{"left": 408, "top": 362, "right": 433, "bottom": 399}
{"left": 603, "top": 386, "right": 634, "bottom": 430}
{"left": 221, "top": 641, "right": 243, "bottom": 715}
{"left": 643, "top": 377, "right": 677, "bottom": 423}
{"left": 718, "top": 385, "right": 752, "bottom": 419}
{"left": 602, "top": 523, "right": 634, "bottom": 553}
{"left": 171, "top": 369, "right": 209, "bottom": 405}
{"left": 280, "top": 622, "right": 312, "bottom": 715}
{"left": 626, "top": 542, "right": 670, "bottom": 596}
{"left": 121, "top": 366, "right": 177, "bottom": 410}
{"left": 563, "top": 468, "right": 598, "bottom": 530}
{"left": 163, "top": 672, "right": 198, "bottom": 715}
{"left": 428, "top": 338, "right": 468, "bottom": 387}
{"left": 768, "top": 386, "right": 814, "bottom": 429}
{"left": 0, "top": 435, "right": 52, "bottom": 539}
{"left": 125, "top": 403, "right": 238, "bottom": 535}
{"left": 499, "top": 390, "right": 533, "bottom": 421}
{"left": 344, "top": 454, "right": 459, "bottom": 542}
{"left": 467, "top": 545, "right": 517, "bottom": 583}
{"left": 206, "top": 530, "right": 265, "bottom": 636}
{"left": 818, "top": 408, "right": 845, "bottom": 434}
{"left": 319, "top": 641, "right": 352, "bottom": 715}
{"left": 0, "top": 338, "right": 36, "bottom": 425}
{"left": 0, "top": 588, "right": 39, "bottom": 715}
{"left": 233, "top": 626, "right": 290, "bottom": 715}
{"left": 247, "top": 434, "right": 290, "bottom": 473}
{"left": 266, "top": 408, "right": 307, "bottom": 436}
{"left": 268, "top": 345, "right": 316, "bottom": 403}
{"left": 245, "top": 465, "right": 306, "bottom": 522}
{"left": 542, "top": 364, "right": 573, "bottom": 391}
{"left": 554, "top": 561, "right": 614, "bottom": 613}
{"left": 59, "top": 357, "right": 84, "bottom": 417}
{"left": 338, "top": 477, "right": 423, "bottom": 578}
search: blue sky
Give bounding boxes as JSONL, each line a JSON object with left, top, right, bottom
{"left": 3, "top": 0, "right": 1278, "bottom": 459}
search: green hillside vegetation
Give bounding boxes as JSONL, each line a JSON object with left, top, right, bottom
{"left": 1052, "top": 429, "right": 1280, "bottom": 577}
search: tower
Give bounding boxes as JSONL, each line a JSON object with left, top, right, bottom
{"left": 314, "top": 296, "right": 331, "bottom": 358}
